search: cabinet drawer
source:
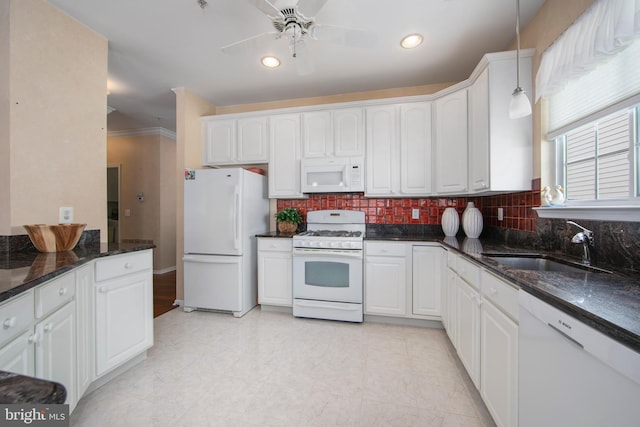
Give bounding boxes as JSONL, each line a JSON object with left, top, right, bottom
{"left": 481, "top": 270, "right": 519, "bottom": 321}
{"left": 0, "top": 291, "right": 35, "bottom": 347}
{"left": 258, "top": 238, "right": 292, "bottom": 252}
{"left": 457, "top": 257, "right": 480, "bottom": 290}
{"left": 35, "top": 273, "right": 75, "bottom": 318}
{"left": 95, "top": 250, "right": 152, "bottom": 282}
{"left": 365, "top": 242, "right": 406, "bottom": 257}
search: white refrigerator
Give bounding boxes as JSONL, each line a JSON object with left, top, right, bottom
{"left": 183, "top": 168, "right": 269, "bottom": 317}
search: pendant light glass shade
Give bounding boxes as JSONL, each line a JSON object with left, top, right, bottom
{"left": 509, "top": 0, "right": 531, "bottom": 119}
{"left": 509, "top": 87, "right": 532, "bottom": 119}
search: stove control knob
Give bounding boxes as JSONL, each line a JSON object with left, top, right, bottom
{"left": 341, "top": 242, "right": 351, "bottom": 248}
{"left": 319, "top": 241, "right": 328, "bottom": 248}
{"left": 331, "top": 242, "right": 339, "bottom": 248}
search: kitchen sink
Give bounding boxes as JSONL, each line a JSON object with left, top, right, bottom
{"left": 482, "top": 253, "right": 611, "bottom": 274}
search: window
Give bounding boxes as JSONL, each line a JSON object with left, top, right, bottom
{"left": 555, "top": 106, "right": 638, "bottom": 202}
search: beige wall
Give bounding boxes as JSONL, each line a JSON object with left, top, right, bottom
{"left": 510, "top": 0, "right": 597, "bottom": 185}
{"left": 107, "top": 130, "right": 176, "bottom": 272}
{"left": 0, "top": 1, "right": 10, "bottom": 234}
{"left": 174, "top": 88, "right": 216, "bottom": 301}
{"left": 1, "top": 0, "right": 108, "bottom": 238}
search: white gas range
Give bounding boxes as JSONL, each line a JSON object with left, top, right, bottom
{"left": 292, "top": 210, "right": 365, "bottom": 322}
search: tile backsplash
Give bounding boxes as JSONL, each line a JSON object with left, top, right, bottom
{"left": 276, "top": 187, "right": 540, "bottom": 233}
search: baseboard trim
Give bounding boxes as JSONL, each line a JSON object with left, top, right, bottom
{"left": 364, "top": 314, "right": 443, "bottom": 328}
{"left": 173, "top": 299, "right": 184, "bottom": 307}
{"left": 153, "top": 266, "right": 176, "bottom": 275}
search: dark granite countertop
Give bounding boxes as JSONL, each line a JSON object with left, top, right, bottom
{"left": 256, "top": 231, "right": 295, "bottom": 238}
{"left": 0, "top": 242, "right": 155, "bottom": 304}
{"left": 364, "top": 230, "right": 640, "bottom": 353}
{"left": 0, "top": 371, "right": 66, "bottom": 404}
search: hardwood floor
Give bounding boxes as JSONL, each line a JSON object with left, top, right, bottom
{"left": 153, "top": 270, "right": 177, "bottom": 318}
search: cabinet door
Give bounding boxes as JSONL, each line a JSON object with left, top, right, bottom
{"left": 302, "top": 111, "right": 332, "bottom": 158}
{"left": 36, "top": 301, "right": 76, "bottom": 407}
{"left": 469, "top": 69, "right": 490, "bottom": 192}
{"left": 365, "top": 105, "right": 397, "bottom": 196}
{"left": 333, "top": 108, "right": 364, "bottom": 157}
{"left": 95, "top": 271, "right": 153, "bottom": 377}
{"left": 75, "top": 264, "right": 94, "bottom": 399}
{"left": 400, "top": 102, "right": 433, "bottom": 195}
{"left": 237, "top": 117, "right": 268, "bottom": 163}
{"left": 364, "top": 256, "right": 406, "bottom": 316}
{"left": 203, "top": 119, "right": 236, "bottom": 164}
{"left": 269, "top": 114, "right": 305, "bottom": 198}
{"left": 481, "top": 298, "right": 518, "bottom": 427}
{"left": 258, "top": 248, "right": 293, "bottom": 307}
{"left": 412, "top": 246, "right": 442, "bottom": 316}
{"left": 456, "top": 277, "right": 480, "bottom": 388}
{"left": 0, "top": 330, "right": 35, "bottom": 377}
{"left": 435, "top": 90, "right": 468, "bottom": 193}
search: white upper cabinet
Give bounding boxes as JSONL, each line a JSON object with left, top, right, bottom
{"left": 400, "top": 102, "right": 433, "bottom": 195}
{"left": 435, "top": 89, "right": 468, "bottom": 194}
{"left": 366, "top": 102, "right": 432, "bottom": 197}
{"left": 366, "top": 105, "right": 397, "bottom": 196}
{"left": 202, "top": 116, "right": 268, "bottom": 165}
{"left": 269, "top": 113, "right": 306, "bottom": 198}
{"left": 468, "top": 55, "right": 533, "bottom": 193}
{"left": 302, "top": 108, "right": 364, "bottom": 159}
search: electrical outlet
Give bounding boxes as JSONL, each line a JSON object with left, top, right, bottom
{"left": 498, "top": 207, "right": 504, "bottom": 221}
{"left": 59, "top": 207, "right": 73, "bottom": 224}
{"left": 412, "top": 208, "right": 420, "bottom": 220}
{"left": 125, "top": 209, "right": 131, "bottom": 217}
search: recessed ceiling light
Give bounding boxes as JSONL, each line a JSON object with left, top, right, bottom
{"left": 261, "top": 56, "right": 281, "bottom": 68}
{"left": 401, "top": 34, "right": 423, "bottom": 49}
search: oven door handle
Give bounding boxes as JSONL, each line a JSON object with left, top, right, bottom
{"left": 292, "top": 248, "right": 363, "bottom": 259}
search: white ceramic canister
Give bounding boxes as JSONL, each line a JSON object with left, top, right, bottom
{"left": 441, "top": 207, "right": 460, "bottom": 237}
{"left": 462, "top": 202, "right": 483, "bottom": 238}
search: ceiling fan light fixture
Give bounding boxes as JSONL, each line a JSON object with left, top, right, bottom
{"left": 261, "top": 56, "right": 281, "bottom": 68}
{"left": 401, "top": 33, "right": 423, "bottom": 49}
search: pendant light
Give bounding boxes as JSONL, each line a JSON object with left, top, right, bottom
{"left": 509, "top": 0, "right": 532, "bottom": 119}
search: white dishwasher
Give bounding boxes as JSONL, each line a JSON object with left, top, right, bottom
{"left": 519, "top": 290, "right": 640, "bottom": 427}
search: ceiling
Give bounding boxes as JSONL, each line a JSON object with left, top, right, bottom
{"left": 48, "top": 0, "right": 545, "bottom": 132}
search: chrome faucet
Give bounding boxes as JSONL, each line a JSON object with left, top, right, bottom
{"left": 567, "top": 220, "right": 594, "bottom": 265}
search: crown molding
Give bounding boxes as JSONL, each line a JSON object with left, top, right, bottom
{"left": 107, "top": 127, "right": 176, "bottom": 140}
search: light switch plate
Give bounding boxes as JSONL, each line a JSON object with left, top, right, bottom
{"left": 412, "top": 208, "right": 420, "bottom": 219}
{"left": 498, "top": 207, "right": 504, "bottom": 221}
{"left": 59, "top": 207, "right": 73, "bottom": 223}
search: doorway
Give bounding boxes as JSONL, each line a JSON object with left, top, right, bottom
{"left": 106, "top": 165, "right": 120, "bottom": 243}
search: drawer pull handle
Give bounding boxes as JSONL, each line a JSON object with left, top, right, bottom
{"left": 58, "top": 287, "right": 67, "bottom": 296}
{"left": 99, "top": 286, "right": 108, "bottom": 293}
{"left": 43, "top": 323, "right": 53, "bottom": 333}
{"left": 124, "top": 263, "right": 133, "bottom": 269}
{"left": 27, "top": 333, "right": 39, "bottom": 344}
{"left": 490, "top": 287, "right": 498, "bottom": 296}
{"left": 3, "top": 317, "right": 16, "bottom": 329}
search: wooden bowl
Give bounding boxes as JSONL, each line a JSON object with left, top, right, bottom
{"left": 23, "top": 224, "right": 86, "bottom": 252}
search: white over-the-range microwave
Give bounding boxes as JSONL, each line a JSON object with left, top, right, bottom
{"left": 300, "top": 157, "right": 364, "bottom": 193}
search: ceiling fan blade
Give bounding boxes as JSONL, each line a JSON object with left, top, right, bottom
{"left": 247, "top": 0, "right": 282, "bottom": 18}
{"left": 296, "top": 0, "right": 328, "bottom": 18}
{"left": 221, "top": 32, "right": 280, "bottom": 55}
{"left": 289, "top": 39, "right": 314, "bottom": 76}
{"left": 310, "top": 24, "right": 378, "bottom": 49}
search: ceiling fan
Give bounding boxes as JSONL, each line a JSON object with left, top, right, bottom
{"left": 221, "top": 0, "right": 377, "bottom": 75}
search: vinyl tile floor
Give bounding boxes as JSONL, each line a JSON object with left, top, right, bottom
{"left": 71, "top": 307, "right": 496, "bottom": 427}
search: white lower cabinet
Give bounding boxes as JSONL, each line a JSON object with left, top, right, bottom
{"left": 455, "top": 277, "right": 481, "bottom": 387}
{"left": 75, "top": 264, "right": 94, "bottom": 399}
{"left": 445, "top": 251, "right": 519, "bottom": 427}
{"left": 412, "top": 245, "right": 444, "bottom": 317}
{"left": 257, "top": 238, "right": 293, "bottom": 307}
{"left": 0, "top": 329, "right": 35, "bottom": 377}
{"left": 36, "top": 301, "right": 76, "bottom": 410}
{"left": 95, "top": 252, "right": 153, "bottom": 377}
{"left": 364, "top": 242, "right": 407, "bottom": 316}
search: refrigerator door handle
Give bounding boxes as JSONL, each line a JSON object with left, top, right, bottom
{"left": 233, "top": 187, "right": 240, "bottom": 250}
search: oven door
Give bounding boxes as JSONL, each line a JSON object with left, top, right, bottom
{"left": 293, "top": 248, "right": 363, "bottom": 303}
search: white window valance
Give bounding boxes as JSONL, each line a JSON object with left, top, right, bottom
{"left": 535, "top": 0, "right": 640, "bottom": 101}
